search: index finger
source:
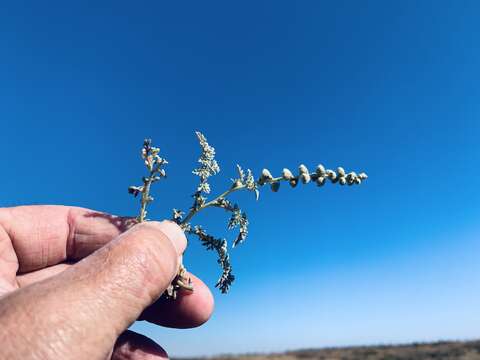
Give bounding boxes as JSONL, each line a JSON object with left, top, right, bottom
{"left": 0, "top": 205, "right": 136, "bottom": 273}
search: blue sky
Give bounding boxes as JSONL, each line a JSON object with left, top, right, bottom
{"left": 1, "top": 1, "right": 480, "bottom": 356}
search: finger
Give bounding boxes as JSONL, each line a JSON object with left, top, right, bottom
{"left": 0, "top": 205, "right": 136, "bottom": 273}
{"left": 0, "top": 221, "right": 186, "bottom": 360}
{"left": 140, "top": 273, "right": 214, "bottom": 329}
{"left": 16, "top": 255, "right": 184, "bottom": 289}
{"left": 16, "top": 262, "right": 73, "bottom": 287}
{"left": 111, "top": 330, "right": 168, "bottom": 360}
{"left": 17, "top": 265, "right": 214, "bottom": 329}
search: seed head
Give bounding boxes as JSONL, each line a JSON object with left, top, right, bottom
{"left": 316, "top": 164, "right": 326, "bottom": 176}
{"left": 316, "top": 176, "right": 326, "bottom": 186}
{"left": 259, "top": 168, "right": 273, "bottom": 185}
{"left": 271, "top": 182, "right": 280, "bottom": 192}
{"left": 231, "top": 179, "right": 243, "bottom": 189}
{"left": 299, "top": 164, "right": 309, "bottom": 174}
{"left": 282, "top": 168, "right": 294, "bottom": 180}
{"left": 326, "top": 169, "right": 337, "bottom": 183}
{"left": 298, "top": 164, "right": 310, "bottom": 184}
{"left": 130, "top": 133, "right": 369, "bottom": 295}
{"left": 346, "top": 172, "right": 357, "bottom": 185}
{"left": 299, "top": 172, "right": 311, "bottom": 184}
{"left": 262, "top": 168, "right": 273, "bottom": 179}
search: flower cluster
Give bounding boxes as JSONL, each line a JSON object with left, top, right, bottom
{"left": 129, "top": 132, "right": 368, "bottom": 296}
{"left": 189, "top": 225, "right": 234, "bottom": 293}
{"left": 191, "top": 131, "right": 220, "bottom": 210}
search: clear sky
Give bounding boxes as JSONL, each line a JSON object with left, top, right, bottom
{"left": 1, "top": 1, "right": 479, "bottom": 357}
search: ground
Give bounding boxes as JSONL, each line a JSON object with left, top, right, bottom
{"left": 178, "top": 340, "right": 480, "bottom": 360}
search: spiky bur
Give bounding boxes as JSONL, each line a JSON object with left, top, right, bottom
{"left": 130, "top": 132, "right": 368, "bottom": 296}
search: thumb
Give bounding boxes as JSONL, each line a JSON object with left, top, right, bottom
{"left": 0, "top": 221, "right": 186, "bottom": 360}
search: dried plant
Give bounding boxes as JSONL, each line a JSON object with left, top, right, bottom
{"left": 129, "top": 132, "right": 368, "bottom": 298}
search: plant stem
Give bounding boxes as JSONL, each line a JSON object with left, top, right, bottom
{"left": 180, "top": 184, "right": 245, "bottom": 227}
{"left": 139, "top": 172, "right": 154, "bottom": 222}
{"left": 179, "top": 175, "right": 285, "bottom": 227}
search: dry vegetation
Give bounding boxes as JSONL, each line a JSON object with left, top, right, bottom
{"left": 178, "top": 340, "right": 480, "bottom": 360}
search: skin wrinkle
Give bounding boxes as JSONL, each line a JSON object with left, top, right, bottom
{"left": 2, "top": 206, "right": 137, "bottom": 277}
{"left": 0, "top": 290, "right": 38, "bottom": 359}
{"left": 4, "top": 207, "right": 47, "bottom": 273}
{"left": 102, "top": 226, "right": 177, "bottom": 308}
{"left": 76, "top": 289, "right": 119, "bottom": 357}
{"left": 68, "top": 209, "right": 127, "bottom": 261}
{"left": 65, "top": 207, "right": 76, "bottom": 260}
{"left": 34, "top": 305, "right": 74, "bottom": 360}
{"left": 18, "top": 281, "right": 100, "bottom": 359}
{"left": 77, "top": 228, "right": 167, "bottom": 340}
{"left": 58, "top": 224, "right": 176, "bottom": 337}
{"left": 72, "top": 232, "right": 111, "bottom": 260}
{"left": 0, "top": 209, "right": 17, "bottom": 268}
{"left": 11, "top": 265, "right": 111, "bottom": 359}
{"left": 43, "top": 224, "right": 48, "bottom": 269}
{"left": 41, "top": 209, "right": 69, "bottom": 268}
{"left": 7, "top": 207, "right": 116, "bottom": 273}
{"left": 136, "top": 226, "right": 179, "bottom": 302}
{"left": 94, "top": 243, "right": 132, "bottom": 316}
{"left": 33, "top": 209, "right": 43, "bottom": 269}
{"left": 89, "top": 280, "right": 138, "bottom": 339}
{"left": 0, "top": 224, "right": 19, "bottom": 293}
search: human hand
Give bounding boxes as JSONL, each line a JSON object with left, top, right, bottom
{"left": 0, "top": 205, "right": 214, "bottom": 360}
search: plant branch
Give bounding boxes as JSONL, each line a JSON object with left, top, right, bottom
{"left": 180, "top": 183, "right": 245, "bottom": 226}
{"left": 180, "top": 167, "right": 367, "bottom": 227}
{"left": 138, "top": 173, "right": 153, "bottom": 222}
{"left": 131, "top": 133, "right": 368, "bottom": 294}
